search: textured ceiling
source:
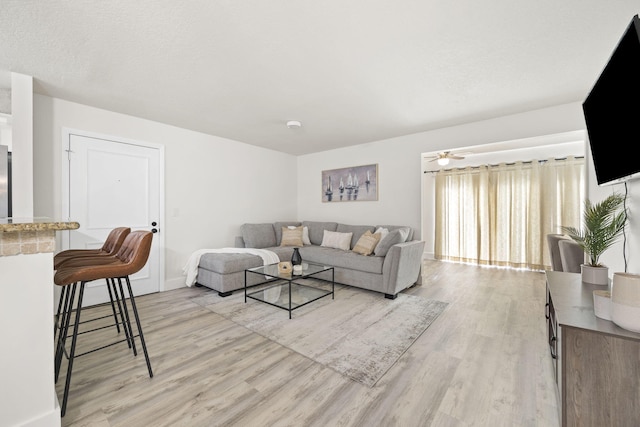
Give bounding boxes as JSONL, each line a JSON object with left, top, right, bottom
{"left": 1, "top": 1, "right": 639, "bottom": 155}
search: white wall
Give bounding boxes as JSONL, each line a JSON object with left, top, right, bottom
{"left": 33, "top": 95, "right": 298, "bottom": 289}
{"left": 585, "top": 142, "right": 640, "bottom": 276}
{"left": 10, "top": 72, "right": 33, "bottom": 217}
{"left": 297, "top": 102, "right": 587, "bottom": 236}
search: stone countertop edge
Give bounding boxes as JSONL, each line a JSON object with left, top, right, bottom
{"left": 0, "top": 218, "right": 80, "bottom": 233}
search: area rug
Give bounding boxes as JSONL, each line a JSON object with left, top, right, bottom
{"left": 190, "top": 282, "right": 448, "bottom": 387}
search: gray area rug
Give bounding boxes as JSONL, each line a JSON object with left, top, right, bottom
{"left": 190, "top": 283, "right": 448, "bottom": 387}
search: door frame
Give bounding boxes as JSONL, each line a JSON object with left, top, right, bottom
{"left": 61, "top": 127, "right": 166, "bottom": 293}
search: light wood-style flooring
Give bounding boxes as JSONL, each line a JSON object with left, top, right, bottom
{"left": 57, "top": 260, "right": 559, "bottom": 427}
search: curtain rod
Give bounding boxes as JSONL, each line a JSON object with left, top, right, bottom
{"left": 423, "top": 155, "right": 585, "bottom": 174}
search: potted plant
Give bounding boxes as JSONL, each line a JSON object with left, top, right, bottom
{"left": 561, "top": 193, "right": 628, "bottom": 285}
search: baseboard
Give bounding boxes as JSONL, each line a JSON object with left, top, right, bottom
{"left": 164, "top": 277, "right": 187, "bottom": 291}
{"left": 20, "top": 398, "right": 61, "bottom": 427}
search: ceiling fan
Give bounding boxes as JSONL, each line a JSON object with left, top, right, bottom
{"left": 425, "top": 151, "right": 472, "bottom": 166}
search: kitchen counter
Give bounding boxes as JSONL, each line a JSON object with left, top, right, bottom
{"left": 0, "top": 217, "right": 79, "bottom": 232}
{"left": 0, "top": 217, "right": 79, "bottom": 257}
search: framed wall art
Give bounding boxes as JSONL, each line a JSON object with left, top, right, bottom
{"left": 321, "top": 164, "right": 378, "bottom": 202}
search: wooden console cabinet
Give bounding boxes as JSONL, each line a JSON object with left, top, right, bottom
{"left": 545, "top": 270, "right": 640, "bottom": 427}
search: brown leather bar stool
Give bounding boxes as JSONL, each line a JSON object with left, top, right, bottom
{"left": 54, "top": 230, "right": 154, "bottom": 417}
{"left": 54, "top": 227, "right": 131, "bottom": 339}
{"left": 54, "top": 226, "right": 130, "bottom": 269}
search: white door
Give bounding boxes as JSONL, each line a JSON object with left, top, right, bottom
{"left": 64, "top": 131, "right": 163, "bottom": 307}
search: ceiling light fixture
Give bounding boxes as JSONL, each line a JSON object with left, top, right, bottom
{"left": 437, "top": 157, "right": 450, "bottom": 166}
{"left": 286, "top": 120, "right": 302, "bottom": 129}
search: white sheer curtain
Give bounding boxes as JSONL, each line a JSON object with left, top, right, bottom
{"left": 434, "top": 156, "right": 585, "bottom": 270}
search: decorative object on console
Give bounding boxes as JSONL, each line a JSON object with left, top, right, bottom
{"left": 561, "top": 193, "right": 628, "bottom": 285}
{"left": 291, "top": 247, "right": 302, "bottom": 266}
{"left": 611, "top": 272, "right": 640, "bottom": 333}
{"left": 322, "top": 164, "right": 378, "bottom": 202}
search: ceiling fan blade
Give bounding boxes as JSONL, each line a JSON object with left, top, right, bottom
{"left": 449, "top": 155, "right": 465, "bottom": 160}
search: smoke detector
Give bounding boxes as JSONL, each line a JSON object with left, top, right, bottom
{"left": 286, "top": 120, "right": 302, "bottom": 129}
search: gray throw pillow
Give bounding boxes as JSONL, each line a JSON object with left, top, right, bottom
{"left": 374, "top": 228, "right": 409, "bottom": 257}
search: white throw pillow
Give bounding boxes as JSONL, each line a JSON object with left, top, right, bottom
{"left": 289, "top": 225, "right": 311, "bottom": 245}
{"left": 374, "top": 227, "right": 389, "bottom": 241}
{"left": 321, "top": 230, "right": 353, "bottom": 251}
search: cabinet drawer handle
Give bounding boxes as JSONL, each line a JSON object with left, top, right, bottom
{"left": 550, "top": 336, "right": 557, "bottom": 359}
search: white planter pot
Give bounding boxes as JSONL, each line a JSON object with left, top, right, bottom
{"left": 611, "top": 272, "right": 640, "bottom": 333}
{"left": 581, "top": 264, "right": 609, "bottom": 285}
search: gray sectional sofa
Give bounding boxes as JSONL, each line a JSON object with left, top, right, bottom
{"left": 195, "top": 220, "right": 425, "bottom": 299}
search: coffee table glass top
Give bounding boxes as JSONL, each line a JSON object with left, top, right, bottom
{"left": 247, "top": 261, "right": 333, "bottom": 279}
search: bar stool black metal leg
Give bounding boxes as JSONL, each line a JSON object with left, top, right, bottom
{"left": 110, "top": 278, "right": 133, "bottom": 349}
{"left": 55, "top": 283, "right": 77, "bottom": 382}
{"left": 61, "top": 281, "right": 86, "bottom": 418}
{"left": 117, "top": 278, "right": 138, "bottom": 356}
{"left": 106, "top": 278, "right": 122, "bottom": 334}
{"left": 125, "top": 276, "right": 153, "bottom": 378}
{"left": 54, "top": 286, "right": 68, "bottom": 336}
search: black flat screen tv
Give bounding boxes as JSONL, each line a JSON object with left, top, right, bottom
{"left": 583, "top": 14, "right": 640, "bottom": 186}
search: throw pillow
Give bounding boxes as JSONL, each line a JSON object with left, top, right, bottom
{"left": 352, "top": 230, "right": 382, "bottom": 256}
{"left": 374, "top": 227, "right": 389, "bottom": 241}
{"left": 374, "top": 228, "right": 409, "bottom": 257}
{"left": 280, "top": 226, "right": 304, "bottom": 247}
{"left": 288, "top": 225, "right": 311, "bottom": 245}
{"left": 321, "top": 230, "right": 353, "bottom": 251}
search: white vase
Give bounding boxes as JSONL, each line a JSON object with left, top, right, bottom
{"left": 581, "top": 264, "right": 609, "bottom": 285}
{"left": 611, "top": 272, "right": 640, "bottom": 333}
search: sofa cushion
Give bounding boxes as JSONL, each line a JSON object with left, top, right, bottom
{"left": 241, "top": 223, "right": 276, "bottom": 248}
{"left": 336, "top": 223, "right": 376, "bottom": 249}
{"left": 303, "top": 221, "right": 338, "bottom": 245}
{"left": 280, "top": 226, "right": 304, "bottom": 247}
{"left": 375, "top": 225, "right": 413, "bottom": 241}
{"left": 352, "top": 230, "right": 381, "bottom": 256}
{"left": 274, "top": 221, "right": 301, "bottom": 245}
{"left": 321, "top": 230, "right": 352, "bottom": 251}
{"left": 374, "top": 227, "right": 410, "bottom": 257}
{"left": 198, "top": 252, "right": 264, "bottom": 274}
{"left": 300, "top": 246, "right": 384, "bottom": 274}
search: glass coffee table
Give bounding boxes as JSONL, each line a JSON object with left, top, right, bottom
{"left": 244, "top": 262, "right": 334, "bottom": 319}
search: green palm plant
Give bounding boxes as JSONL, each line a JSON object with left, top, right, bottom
{"left": 561, "top": 193, "right": 628, "bottom": 267}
